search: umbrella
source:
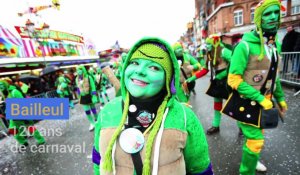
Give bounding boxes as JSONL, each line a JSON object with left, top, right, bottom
{"left": 19, "top": 74, "right": 39, "bottom": 83}
{"left": 99, "top": 62, "right": 113, "bottom": 69}
{"left": 40, "top": 66, "right": 60, "bottom": 76}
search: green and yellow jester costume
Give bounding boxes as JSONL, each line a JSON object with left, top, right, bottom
{"left": 227, "top": 0, "right": 288, "bottom": 174}
{"left": 75, "top": 65, "right": 99, "bottom": 131}
{"left": 0, "top": 79, "right": 45, "bottom": 146}
{"left": 172, "top": 42, "right": 201, "bottom": 103}
{"left": 186, "top": 34, "right": 232, "bottom": 135}
{"left": 92, "top": 37, "right": 213, "bottom": 175}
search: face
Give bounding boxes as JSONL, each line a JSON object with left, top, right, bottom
{"left": 174, "top": 47, "right": 183, "bottom": 57}
{"left": 124, "top": 59, "right": 165, "bottom": 99}
{"left": 206, "top": 43, "right": 213, "bottom": 51}
{"left": 77, "top": 69, "right": 83, "bottom": 76}
{"left": 261, "top": 5, "right": 280, "bottom": 33}
{"left": 0, "top": 83, "right": 6, "bottom": 92}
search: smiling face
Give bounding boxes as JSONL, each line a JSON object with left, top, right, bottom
{"left": 124, "top": 59, "right": 165, "bottom": 99}
{"left": 261, "top": 4, "right": 280, "bottom": 33}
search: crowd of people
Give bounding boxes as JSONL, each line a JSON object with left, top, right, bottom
{"left": 0, "top": 0, "right": 295, "bottom": 174}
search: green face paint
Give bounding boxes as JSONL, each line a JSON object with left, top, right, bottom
{"left": 0, "top": 83, "right": 6, "bottom": 92}
{"left": 206, "top": 43, "right": 213, "bottom": 51}
{"left": 124, "top": 59, "right": 165, "bottom": 99}
{"left": 77, "top": 69, "right": 83, "bottom": 76}
{"left": 174, "top": 48, "right": 183, "bottom": 57}
{"left": 261, "top": 5, "right": 280, "bottom": 33}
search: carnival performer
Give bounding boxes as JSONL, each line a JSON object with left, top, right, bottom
{"left": 75, "top": 65, "right": 99, "bottom": 131}
{"left": 95, "top": 67, "right": 109, "bottom": 107}
{"left": 0, "top": 78, "right": 45, "bottom": 147}
{"left": 227, "top": 0, "right": 288, "bottom": 174}
{"left": 56, "top": 76, "right": 74, "bottom": 108}
{"left": 186, "top": 34, "right": 232, "bottom": 135}
{"left": 172, "top": 42, "right": 201, "bottom": 103}
{"left": 92, "top": 37, "right": 213, "bottom": 175}
{"left": 98, "top": 72, "right": 110, "bottom": 107}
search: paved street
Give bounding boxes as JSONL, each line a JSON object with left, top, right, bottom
{"left": 0, "top": 76, "right": 299, "bottom": 175}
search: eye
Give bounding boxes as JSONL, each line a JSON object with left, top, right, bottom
{"left": 130, "top": 60, "right": 139, "bottom": 65}
{"left": 263, "top": 12, "right": 271, "bottom": 16}
{"left": 149, "top": 65, "right": 160, "bottom": 71}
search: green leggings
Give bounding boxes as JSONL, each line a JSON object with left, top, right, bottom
{"left": 238, "top": 122, "right": 264, "bottom": 175}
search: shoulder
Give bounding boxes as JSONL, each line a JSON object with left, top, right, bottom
{"left": 165, "top": 100, "right": 198, "bottom": 130}
{"left": 98, "top": 97, "right": 123, "bottom": 127}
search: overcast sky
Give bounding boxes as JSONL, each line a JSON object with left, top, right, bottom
{"left": 1, "top": 0, "right": 195, "bottom": 50}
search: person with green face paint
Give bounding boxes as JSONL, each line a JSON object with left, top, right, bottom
{"left": 186, "top": 34, "right": 232, "bottom": 135}
{"left": 56, "top": 76, "right": 74, "bottom": 108}
{"left": 93, "top": 37, "right": 213, "bottom": 175}
{"left": 227, "top": 0, "right": 288, "bottom": 174}
{"left": 172, "top": 42, "right": 201, "bottom": 104}
{"left": 0, "top": 78, "right": 45, "bottom": 148}
{"left": 75, "top": 65, "right": 99, "bottom": 131}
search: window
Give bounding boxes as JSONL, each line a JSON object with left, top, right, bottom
{"left": 291, "top": 0, "right": 300, "bottom": 15}
{"left": 234, "top": 9, "right": 243, "bottom": 26}
{"left": 250, "top": 7, "right": 255, "bottom": 23}
{"left": 281, "top": 0, "right": 287, "bottom": 17}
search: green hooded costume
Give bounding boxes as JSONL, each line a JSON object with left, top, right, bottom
{"left": 75, "top": 65, "right": 99, "bottom": 129}
{"left": 186, "top": 34, "right": 232, "bottom": 134}
{"left": 0, "top": 79, "right": 45, "bottom": 146}
{"left": 172, "top": 42, "right": 201, "bottom": 103}
{"left": 92, "top": 37, "right": 213, "bottom": 175}
{"left": 227, "top": 0, "right": 287, "bottom": 174}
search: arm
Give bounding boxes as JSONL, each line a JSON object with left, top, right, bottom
{"left": 188, "top": 54, "right": 201, "bottom": 71}
{"left": 186, "top": 68, "right": 209, "bottom": 83}
{"left": 227, "top": 42, "right": 265, "bottom": 103}
{"left": 221, "top": 47, "right": 232, "bottom": 63}
{"left": 184, "top": 106, "right": 213, "bottom": 174}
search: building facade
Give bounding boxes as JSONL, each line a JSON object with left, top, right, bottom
{"left": 192, "top": 0, "right": 300, "bottom": 45}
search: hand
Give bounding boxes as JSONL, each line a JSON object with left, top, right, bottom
{"left": 279, "top": 101, "right": 288, "bottom": 113}
{"left": 92, "top": 95, "right": 98, "bottom": 104}
{"left": 186, "top": 76, "right": 196, "bottom": 83}
{"left": 182, "top": 82, "right": 189, "bottom": 95}
{"left": 259, "top": 98, "right": 273, "bottom": 110}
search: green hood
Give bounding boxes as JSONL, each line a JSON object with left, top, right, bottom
{"left": 76, "top": 65, "right": 88, "bottom": 76}
{"left": 120, "top": 37, "right": 180, "bottom": 106}
{"left": 242, "top": 31, "right": 261, "bottom": 44}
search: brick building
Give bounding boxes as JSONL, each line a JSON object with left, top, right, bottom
{"left": 193, "top": 0, "right": 300, "bottom": 45}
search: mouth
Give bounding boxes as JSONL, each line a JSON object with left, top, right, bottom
{"left": 268, "top": 21, "right": 278, "bottom": 25}
{"left": 131, "top": 78, "right": 148, "bottom": 87}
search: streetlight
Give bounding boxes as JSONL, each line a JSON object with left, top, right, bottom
{"left": 25, "top": 19, "right": 50, "bottom": 66}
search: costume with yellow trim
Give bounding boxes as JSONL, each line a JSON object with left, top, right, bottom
{"left": 226, "top": 0, "right": 287, "bottom": 174}
{"left": 186, "top": 34, "right": 232, "bottom": 134}
{"left": 92, "top": 37, "right": 213, "bottom": 175}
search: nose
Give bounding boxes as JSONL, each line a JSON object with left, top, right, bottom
{"left": 134, "top": 64, "right": 146, "bottom": 76}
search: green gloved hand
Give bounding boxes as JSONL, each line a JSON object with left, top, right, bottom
{"left": 186, "top": 75, "right": 196, "bottom": 83}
